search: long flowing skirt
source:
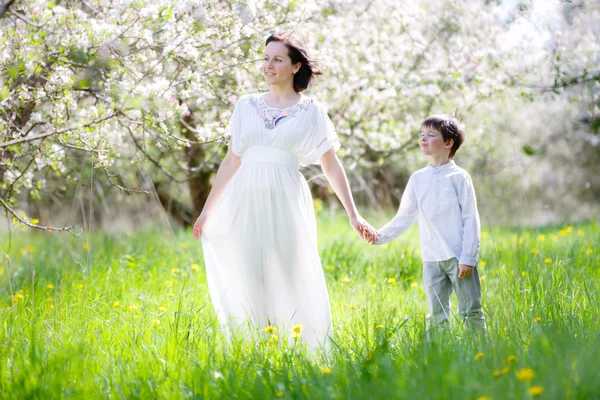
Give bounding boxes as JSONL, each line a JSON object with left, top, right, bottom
{"left": 201, "top": 157, "right": 332, "bottom": 348}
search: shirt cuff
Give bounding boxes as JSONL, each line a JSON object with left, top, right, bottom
{"left": 459, "top": 256, "right": 479, "bottom": 267}
{"left": 376, "top": 231, "right": 396, "bottom": 245}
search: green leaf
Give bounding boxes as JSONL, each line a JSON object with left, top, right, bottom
{"left": 0, "top": 85, "right": 9, "bottom": 100}
{"left": 8, "top": 65, "right": 20, "bottom": 78}
{"left": 592, "top": 117, "right": 600, "bottom": 135}
{"left": 522, "top": 145, "right": 535, "bottom": 156}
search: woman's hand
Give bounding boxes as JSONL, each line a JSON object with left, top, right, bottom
{"left": 192, "top": 146, "right": 241, "bottom": 241}
{"left": 350, "top": 215, "right": 379, "bottom": 244}
{"left": 193, "top": 214, "right": 208, "bottom": 240}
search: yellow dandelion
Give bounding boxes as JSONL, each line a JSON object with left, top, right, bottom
{"left": 531, "top": 248, "right": 539, "bottom": 254}
{"left": 171, "top": 268, "right": 181, "bottom": 274}
{"left": 291, "top": 324, "right": 304, "bottom": 334}
{"left": 496, "top": 246, "right": 503, "bottom": 252}
{"left": 493, "top": 369, "right": 502, "bottom": 377}
{"left": 82, "top": 242, "right": 89, "bottom": 251}
{"left": 191, "top": 263, "right": 200, "bottom": 271}
{"left": 550, "top": 234, "right": 558, "bottom": 243}
{"left": 474, "top": 352, "right": 485, "bottom": 360}
{"left": 528, "top": 386, "right": 544, "bottom": 397}
{"left": 518, "top": 238, "right": 525, "bottom": 244}
{"left": 386, "top": 277, "right": 397, "bottom": 284}
{"left": 516, "top": 367, "right": 535, "bottom": 381}
{"left": 46, "top": 284, "right": 54, "bottom": 289}
{"left": 342, "top": 275, "right": 351, "bottom": 283}
{"left": 566, "top": 226, "right": 573, "bottom": 233}
{"left": 275, "top": 392, "right": 285, "bottom": 398}
{"left": 586, "top": 248, "right": 593, "bottom": 255}
{"left": 264, "top": 326, "right": 277, "bottom": 334}
{"left": 481, "top": 275, "right": 486, "bottom": 281}
{"left": 326, "top": 264, "right": 334, "bottom": 271}
{"left": 544, "top": 258, "right": 552, "bottom": 264}
{"left": 320, "top": 365, "right": 332, "bottom": 375}
{"left": 48, "top": 304, "right": 54, "bottom": 309}
{"left": 534, "top": 316, "right": 541, "bottom": 322}
{"left": 507, "top": 355, "right": 518, "bottom": 363}
{"left": 558, "top": 229, "right": 568, "bottom": 237}
{"left": 375, "top": 324, "right": 384, "bottom": 329}
{"left": 477, "top": 397, "right": 491, "bottom": 400}
{"left": 76, "top": 284, "right": 85, "bottom": 289}
{"left": 267, "top": 334, "right": 278, "bottom": 346}
{"left": 128, "top": 304, "right": 139, "bottom": 312}
{"left": 577, "top": 229, "right": 584, "bottom": 237}
{"left": 313, "top": 198, "right": 324, "bottom": 214}
{"left": 410, "top": 282, "right": 418, "bottom": 288}
{"left": 47, "top": 297, "right": 53, "bottom": 303}
{"left": 537, "top": 234, "right": 546, "bottom": 241}
{"left": 113, "top": 301, "right": 120, "bottom": 308}
{"left": 159, "top": 306, "right": 167, "bottom": 313}
{"left": 348, "top": 304, "right": 355, "bottom": 310}
{"left": 522, "top": 271, "right": 527, "bottom": 276}
{"left": 0, "top": 266, "right": 4, "bottom": 275}
{"left": 12, "top": 293, "right": 24, "bottom": 302}
{"left": 479, "top": 260, "right": 486, "bottom": 267}
{"left": 151, "top": 318, "right": 161, "bottom": 327}
{"left": 501, "top": 366, "right": 510, "bottom": 374}
{"left": 291, "top": 332, "right": 300, "bottom": 340}
{"left": 25, "top": 245, "right": 35, "bottom": 253}
{"left": 165, "top": 280, "right": 175, "bottom": 287}
{"left": 179, "top": 242, "right": 186, "bottom": 249}
{"left": 482, "top": 232, "right": 489, "bottom": 239}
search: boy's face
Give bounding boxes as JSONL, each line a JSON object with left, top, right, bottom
{"left": 419, "top": 126, "right": 453, "bottom": 158}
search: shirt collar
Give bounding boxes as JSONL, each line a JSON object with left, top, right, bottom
{"left": 426, "top": 160, "right": 455, "bottom": 171}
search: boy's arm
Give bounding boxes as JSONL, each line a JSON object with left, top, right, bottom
{"left": 457, "top": 173, "right": 481, "bottom": 267}
{"left": 376, "top": 175, "right": 418, "bottom": 245}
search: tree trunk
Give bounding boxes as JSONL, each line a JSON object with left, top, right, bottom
{"left": 181, "top": 110, "right": 215, "bottom": 220}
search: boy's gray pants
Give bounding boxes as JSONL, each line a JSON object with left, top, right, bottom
{"left": 422, "top": 258, "right": 486, "bottom": 331}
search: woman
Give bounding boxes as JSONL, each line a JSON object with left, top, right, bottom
{"left": 193, "top": 33, "right": 377, "bottom": 349}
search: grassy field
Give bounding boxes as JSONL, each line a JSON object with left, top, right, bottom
{"left": 0, "top": 214, "right": 598, "bottom": 399}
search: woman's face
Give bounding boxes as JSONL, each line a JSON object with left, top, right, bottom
{"left": 263, "top": 41, "right": 300, "bottom": 87}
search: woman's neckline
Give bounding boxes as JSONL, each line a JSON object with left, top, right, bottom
{"left": 261, "top": 92, "right": 304, "bottom": 110}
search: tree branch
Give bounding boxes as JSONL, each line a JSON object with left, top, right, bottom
{"left": 125, "top": 125, "right": 189, "bottom": 183}
{"left": 0, "top": 114, "right": 117, "bottom": 148}
{"left": 0, "top": 0, "right": 16, "bottom": 18}
{"left": 102, "top": 167, "right": 149, "bottom": 194}
{"left": 0, "top": 197, "right": 80, "bottom": 235}
{"left": 521, "top": 70, "right": 600, "bottom": 92}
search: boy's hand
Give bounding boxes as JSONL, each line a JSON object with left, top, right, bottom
{"left": 350, "top": 215, "right": 379, "bottom": 244}
{"left": 361, "top": 226, "right": 379, "bottom": 244}
{"left": 458, "top": 264, "right": 473, "bottom": 278}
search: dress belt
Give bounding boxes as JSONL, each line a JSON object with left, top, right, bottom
{"left": 242, "top": 146, "right": 300, "bottom": 170}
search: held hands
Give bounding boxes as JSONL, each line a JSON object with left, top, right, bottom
{"left": 350, "top": 215, "right": 379, "bottom": 245}
{"left": 458, "top": 264, "right": 473, "bottom": 278}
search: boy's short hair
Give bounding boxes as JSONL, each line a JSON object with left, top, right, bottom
{"left": 421, "top": 114, "right": 464, "bottom": 158}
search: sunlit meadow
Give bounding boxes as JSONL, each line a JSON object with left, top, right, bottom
{"left": 0, "top": 214, "right": 598, "bottom": 399}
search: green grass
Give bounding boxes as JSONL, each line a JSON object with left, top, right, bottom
{"left": 0, "top": 214, "right": 599, "bottom": 399}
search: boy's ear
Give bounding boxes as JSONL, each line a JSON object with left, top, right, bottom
{"left": 445, "top": 139, "right": 454, "bottom": 149}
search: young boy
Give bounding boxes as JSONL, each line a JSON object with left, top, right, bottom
{"left": 369, "top": 114, "right": 486, "bottom": 332}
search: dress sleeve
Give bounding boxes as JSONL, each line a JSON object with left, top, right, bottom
{"left": 299, "top": 101, "right": 341, "bottom": 166}
{"left": 228, "top": 98, "right": 243, "bottom": 156}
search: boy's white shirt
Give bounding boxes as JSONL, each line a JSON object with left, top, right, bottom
{"left": 376, "top": 160, "right": 481, "bottom": 267}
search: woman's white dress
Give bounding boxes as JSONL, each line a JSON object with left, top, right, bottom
{"left": 201, "top": 93, "right": 340, "bottom": 348}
